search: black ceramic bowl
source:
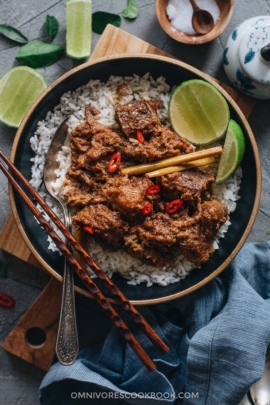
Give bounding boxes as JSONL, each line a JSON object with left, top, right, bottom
{"left": 10, "top": 54, "right": 261, "bottom": 305}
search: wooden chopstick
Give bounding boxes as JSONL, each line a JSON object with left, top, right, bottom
{"left": 0, "top": 158, "right": 156, "bottom": 370}
{"left": 0, "top": 151, "right": 169, "bottom": 370}
{"left": 0, "top": 150, "right": 168, "bottom": 355}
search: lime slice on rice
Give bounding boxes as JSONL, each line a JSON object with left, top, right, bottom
{"left": 216, "top": 119, "right": 245, "bottom": 184}
{"left": 0, "top": 66, "right": 47, "bottom": 128}
{"left": 168, "top": 79, "right": 230, "bottom": 145}
{"left": 66, "top": 0, "right": 92, "bottom": 60}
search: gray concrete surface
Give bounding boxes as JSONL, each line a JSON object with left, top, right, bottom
{"left": 1, "top": 0, "right": 270, "bottom": 404}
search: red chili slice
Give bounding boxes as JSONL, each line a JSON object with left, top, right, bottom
{"left": 165, "top": 199, "right": 183, "bottom": 214}
{"left": 142, "top": 203, "right": 153, "bottom": 215}
{"left": 145, "top": 185, "right": 161, "bottom": 195}
{"left": 136, "top": 130, "right": 145, "bottom": 144}
{"left": 108, "top": 152, "right": 122, "bottom": 173}
{"left": 0, "top": 292, "right": 15, "bottom": 308}
{"left": 83, "top": 225, "right": 94, "bottom": 235}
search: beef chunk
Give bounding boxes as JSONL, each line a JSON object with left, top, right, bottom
{"left": 135, "top": 212, "right": 178, "bottom": 247}
{"left": 123, "top": 126, "right": 195, "bottom": 162}
{"left": 70, "top": 136, "right": 90, "bottom": 153}
{"left": 103, "top": 175, "right": 155, "bottom": 216}
{"left": 70, "top": 122, "right": 93, "bottom": 140}
{"left": 85, "top": 106, "right": 112, "bottom": 135}
{"left": 124, "top": 231, "right": 174, "bottom": 268}
{"left": 62, "top": 101, "right": 229, "bottom": 270}
{"left": 160, "top": 169, "right": 215, "bottom": 201}
{"left": 115, "top": 100, "right": 163, "bottom": 138}
{"left": 62, "top": 176, "right": 105, "bottom": 206}
{"left": 200, "top": 199, "right": 228, "bottom": 239}
{"left": 71, "top": 108, "right": 125, "bottom": 163}
{"left": 178, "top": 226, "right": 216, "bottom": 267}
{"left": 124, "top": 212, "right": 181, "bottom": 267}
{"left": 67, "top": 169, "right": 95, "bottom": 188}
{"left": 73, "top": 157, "right": 111, "bottom": 182}
{"left": 148, "top": 99, "right": 164, "bottom": 110}
{"left": 85, "top": 131, "right": 123, "bottom": 162}
{"left": 177, "top": 199, "right": 228, "bottom": 267}
{"left": 69, "top": 107, "right": 107, "bottom": 146}
{"left": 71, "top": 130, "right": 123, "bottom": 161}
{"left": 72, "top": 204, "right": 129, "bottom": 250}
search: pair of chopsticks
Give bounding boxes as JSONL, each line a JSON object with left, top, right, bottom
{"left": 0, "top": 150, "right": 169, "bottom": 371}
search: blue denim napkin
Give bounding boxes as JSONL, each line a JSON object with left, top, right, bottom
{"left": 39, "top": 242, "right": 270, "bottom": 405}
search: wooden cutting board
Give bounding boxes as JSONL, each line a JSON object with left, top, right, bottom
{"left": 0, "top": 25, "right": 255, "bottom": 370}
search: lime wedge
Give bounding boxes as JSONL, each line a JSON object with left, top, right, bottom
{"left": 0, "top": 66, "right": 47, "bottom": 128}
{"left": 169, "top": 79, "right": 230, "bottom": 145}
{"left": 216, "top": 119, "right": 245, "bottom": 184}
{"left": 66, "top": 0, "right": 92, "bottom": 60}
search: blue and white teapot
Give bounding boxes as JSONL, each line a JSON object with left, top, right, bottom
{"left": 223, "top": 16, "right": 270, "bottom": 99}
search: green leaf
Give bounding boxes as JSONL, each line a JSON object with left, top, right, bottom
{"left": 16, "top": 40, "right": 65, "bottom": 68}
{"left": 0, "top": 260, "right": 7, "bottom": 278}
{"left": 46, "top": 15, "right": 59, "bottom": 42}
{"left": 92, "top": 11, "right": 121, "bottom": 35}
{"left": 0, "top": 24, "right": 28, "bottom": 44}
{"left": 122, "top": 0, "right": 139, "bottom": 19}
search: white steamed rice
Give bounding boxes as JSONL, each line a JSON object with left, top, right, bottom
{"left": 29, "top": 73, "right": 242, "bottom": 287}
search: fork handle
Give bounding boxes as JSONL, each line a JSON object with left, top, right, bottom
{"left": 55, "top": 205, "right": 79, "bottom": 365}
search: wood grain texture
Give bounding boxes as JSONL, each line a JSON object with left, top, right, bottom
{"left": 1, "top": 278, "right": 62, "bottom": 370}
{"left": 0, "top": 214, "right": 45, "bottom": 270}
{"left": 91, "top": 25, "right": 166, "bottom": 58}
{"left": 217, "top": 80, "right": 255, "bottom": 119}
{"left": 0, "top": 24, "right": 256, "bottom": 369}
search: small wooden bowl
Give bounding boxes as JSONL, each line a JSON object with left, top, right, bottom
{"left": 156, "top": 0, "right": 234, "bottom": 44}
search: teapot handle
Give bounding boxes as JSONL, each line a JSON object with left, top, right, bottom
{"left": 261, "top": 43, "right": 270, "bottom": 62}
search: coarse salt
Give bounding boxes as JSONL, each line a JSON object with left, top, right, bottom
{"left": 166, "top": 0, "right": 220, "bottom": 35}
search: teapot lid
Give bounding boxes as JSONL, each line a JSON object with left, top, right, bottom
{"left": 239, "top": 17, "right": 270, "bottom": 84}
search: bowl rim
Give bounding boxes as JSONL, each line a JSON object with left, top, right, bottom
{"left": 9, "top": 53, "right": 261, "bottom": 305}
{"left": 155, "top": 0, "right": 235, "bottom": 45}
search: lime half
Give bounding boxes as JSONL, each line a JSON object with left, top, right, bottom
{"left": 66, "top": 0, "right": 92, "bottom": 60}
{"left": 0, "top": 66, "right": 47, "bottom": 128}
{"left": 169, "top": 79, "right": 230, "bottom": 145}
{"left": 216, "top": 119, "right": 245, "bottom": 184}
